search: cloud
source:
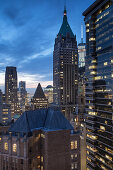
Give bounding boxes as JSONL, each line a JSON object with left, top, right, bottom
{"left": 18, "top": 72, "right": 53, "bottom": 88}
{"left": 0, "top": 71, "right": 52, "bottom": 91}
{"left": 19, "top": 47, "right": 53, "bottom": 66}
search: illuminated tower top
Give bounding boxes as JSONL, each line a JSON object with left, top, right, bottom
{"left": 58, "top": 7, "right": 74, "bottom": 38}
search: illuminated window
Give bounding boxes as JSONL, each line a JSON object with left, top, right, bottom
{"left": 71, "top": 163, "right": 74, "bottom": 169}
{"left": 100, "top": 126, "right": 105, "bottom": 132}
{"left": 87, "top": 156, "right": 91, "bottom": 162}
{"left": 90, "top": 71, "right": 96, "bottom": 75}
{"left": 86, "top": 23, "right": 89, "bottom": 27}
{"left": 104, "top": 62, "right": 108, "bottom": 66}
{"left": 75, "top": 154, "right": 77, "bottom": 158}
{"left": 71, "top": 141, "right": 77, "bottom": 150}
{"left": 74, "top": 141, "right": 77, "bottom": 149}
{"left": 71, "top": 141, "right": 74, "bottom": 150}
{"left": 41, "top": 134, "right": 45, "bottom": 138}
{"left": 41, "top": 156, "right": 43, "bottom": 162}
{"left": 13, "top": 144, "right": 17, "bottom": 152}
{"left": 89, "top": 65, "right": 96, "bottom": 69}
{"left": 0, "top": 137, "right": 1, "bottom": 141}
{"left": 37, "top": 156, "right": 40, "bottom": 159}
{"left": 71, "top": 154, "right": 74, "bottom": 159}
{"left": 111, "top": 60, "right": 113, "bottom": 63}
{"left": 88, "top": 112, "right": 97, "bottom": 116}
{"left": 89, "top": 37, "right": 95, "bottom": 41}
{"left": 92, "top": 60, "right": 96, "bottom": 63}
{"left": 105, "top": 147, "right": 113, "bottom": 154}
{"left": 41, "top": 166, "right": 43, "bottom": 170}
{"left": 87, "top": 145, "right": 97, "bottom": 152}
{"left": 4, "top": 142, "right": 8, "bottom": 150}
{"left": 87, "top": 134, "right": 98, "bottom": 140}
{"left": 105, "top": 154, "right": 112, "bottom": 161}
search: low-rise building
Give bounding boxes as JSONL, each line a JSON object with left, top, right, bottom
{"left": 0, "top": 108, "right": 80, "bottom": 170}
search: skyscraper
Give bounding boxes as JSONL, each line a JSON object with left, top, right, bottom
{"left": 5, "top": 67, "right": 20, "bottom": 117}
{"left": 78, "top": 43, "right": 86, "bottom": 68}
{"left": 78, "top": 25, "right": 86, "bottom": 68}
{"left": 19, "top": 81, "right": 27, "bottom": 113}
{"left": 83, "top": 0, "right": 113, "bottom": 169}
{"left": 44, "top": 85, "right": 53, "bottom": 104}
{"left": 53, "top": 8, "right": 78, "bottom": 121}
{"left": 31, "top": 83, "right": 48, "bottom": 110}
{"left": 0, "top": 90, "right": 11, "bottom": 125}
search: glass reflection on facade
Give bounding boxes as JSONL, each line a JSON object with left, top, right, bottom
{"left": 83, "top": 0, "right": 113, "bottom": 169}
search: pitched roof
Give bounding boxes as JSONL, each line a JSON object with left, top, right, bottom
{"left": 9, "top": 109, "right": 74, "bottom": 133}
{"left": 58, "top": 8, "right": 74, "bottom": 38}
{"left": 33, "top": 83, "right": 46, "bottom": 99}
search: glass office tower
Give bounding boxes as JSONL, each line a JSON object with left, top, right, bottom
{"left": 83, "top": 0, "right": 113, "bottom": 169}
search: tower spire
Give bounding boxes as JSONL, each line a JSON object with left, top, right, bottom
{"left": 64, "top": 0, "right": 67, "bottom": 16}
{"left": 81, "top": 23, "right": 83, "bottom": 43}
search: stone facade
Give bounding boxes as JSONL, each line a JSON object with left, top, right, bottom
{"left": 0, "top": 129, "right": 80, "bottom": 170}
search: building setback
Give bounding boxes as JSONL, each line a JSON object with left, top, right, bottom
{"left": 83, "top": 0, "right": 113, "bottom": 169}
{"left": 0, "top": 109, "right": 81, "bottom": 170}
{"left": 53, "top": 8, "right": 78, "bottom": 121}
{"left": 5, "top": 67, "right": 20, "bottom": 117}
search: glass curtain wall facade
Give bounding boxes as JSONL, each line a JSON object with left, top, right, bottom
{"left": 83, "top": 0, "right": 113, "bottom": 169}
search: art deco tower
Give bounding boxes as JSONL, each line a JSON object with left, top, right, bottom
{"left": 53, "top": 8, "right": 78, "bottom": 121}
{"left": 5, "top": 67, "right": 20, "bottom": 117}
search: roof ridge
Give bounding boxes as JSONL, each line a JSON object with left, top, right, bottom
{"left": 25, "top": 111, "right": 31, "bottom": 132}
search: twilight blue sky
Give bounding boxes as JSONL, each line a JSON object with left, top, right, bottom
{"left": 0, "top": 0, "right": 95, "bottom": 93}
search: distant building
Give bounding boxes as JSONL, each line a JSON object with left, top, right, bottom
{"left": 78, "top": 43, "right": 86, "bottom": 68}
{"left": 31, "top": 83, "right": 48, "bottom": 110}
{"left": 0, "top": 90, "right": 11, "bottom": 125}
{"left": 19, "top": 81, "right": 27, "bottom": 113}
{"left": 53, "top": 7, "right": 78, "bottom": 122}
{"left": 44, "top": 85, "right": 53, "bottom": 104}
{"left": 5, "top": 67, "right": 20, "bottom": 117}
{"left": 0, "top": 109, "right": 81, "bottom": 170}
{"left": 78, "top": 67, "right": 85, "bottom": 123}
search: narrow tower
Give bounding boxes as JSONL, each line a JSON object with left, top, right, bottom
{"left": 53, "top": 7, "right": 78, "bottom": 121}
{"left": 5, "top": 67, "right": 20, "bottom": 117}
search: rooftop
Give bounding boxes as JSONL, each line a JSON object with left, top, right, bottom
{"left": 9, "top": 108, "right": 74, "bottom": 133}
{"left": 33, "top": 83, "right": 46, "bottom": 99}
{"left": 83, "top": 0, "right": 105, "bottom": 16}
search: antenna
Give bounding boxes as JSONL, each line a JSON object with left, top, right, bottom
{"left": 81, "top": 24, "right": 83, "bottom": 43}
{"left": 64, "top": 0, "right": 67, "bottom": 10}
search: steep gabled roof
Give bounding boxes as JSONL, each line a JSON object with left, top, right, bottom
{"left": 33, "top": 83, "right": 46, "bottom": 99}
{"left": 9, "top": 109, "right": 74, "bottom": 133}
{"left": 44, "top": 109, "right": 73, "bottom": 130}
{"left": 58, "top": 8, "right": 74, "bottom": 38}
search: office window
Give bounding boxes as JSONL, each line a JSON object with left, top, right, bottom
{"left": 71, "top": 141, "right": 78, "bottom": 149}
{"left": 13, "top": 144, "right": 17, "bottom": 152}
{"left": 4, "top": 142, "right": 8, "bottom": 150}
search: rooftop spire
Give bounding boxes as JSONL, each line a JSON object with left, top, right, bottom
{"left": 81, "top": 23, "right": 83, "bottom": 43}
{"left": 64, "top": 1, "right": 67, "bottom": 16}
{"left": 58, "top": 4, "right": 74, "bottom": 38}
